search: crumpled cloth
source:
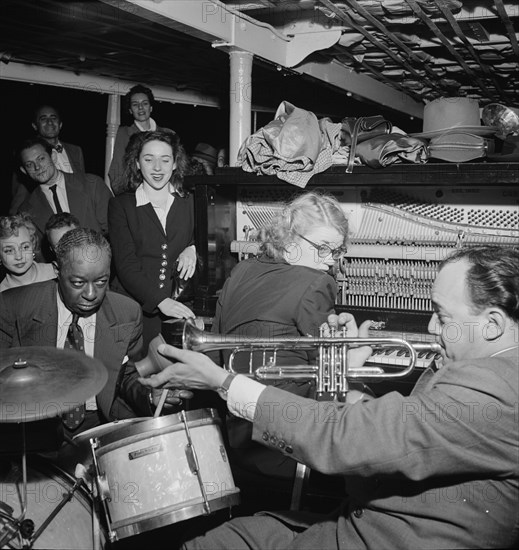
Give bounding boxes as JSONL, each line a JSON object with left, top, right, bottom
{"left": 237, "top": 101, "right": 341, "bottom": 188}
{"left": 355, "top": 133, "right": 428, "bottom": 168}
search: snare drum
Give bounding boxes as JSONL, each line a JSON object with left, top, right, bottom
{"left": 55, "top": 418, "right": 150, "bottom": 476}
{"left": 91, "top": 408, "right": 240, "bottom": 541}
{"left": 0, "top": 458, "right": 104, "bottom": 549}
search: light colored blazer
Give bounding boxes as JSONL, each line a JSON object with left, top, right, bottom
{"left": 252, "top": 348, "right": 519, "bottom": 549}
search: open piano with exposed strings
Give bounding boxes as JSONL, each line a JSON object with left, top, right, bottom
{"left": 227, "top": 181, "right": 518, "bottom": 394}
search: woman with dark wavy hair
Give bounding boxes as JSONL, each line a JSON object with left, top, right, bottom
{"left": 108, "top": 130, "right": 196, "bottom": 347}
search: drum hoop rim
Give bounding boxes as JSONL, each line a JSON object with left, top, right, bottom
{"left": 95, "top": 408, "right": 221, "bottom": 449}
{"left": 72, "top": 417, "right": 150, "bottom": 443}
{"left": 108, "top": 491, "right": 241, "bottom": 540}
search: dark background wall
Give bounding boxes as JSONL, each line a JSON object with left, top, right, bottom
{"left": 0, "top": 79, "right": 230, "bottom": 214}
{"left": 0, "top": 77, "right": 422, "bottom": 216}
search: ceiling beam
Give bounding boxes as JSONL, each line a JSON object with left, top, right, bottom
{"left": 0, "top": 61, "right": 221, "bottom": 107}
{"left": 296, "top": 59, "right": 424, "bottom": 119}
{"left": 100, "top": 0, "right": 294, "bottom": 65}
{"left": 347, "top": 3, "right": 519, "bottom": 24}
{"left": 102, "top": 0, "right": 423, "bottom": 116}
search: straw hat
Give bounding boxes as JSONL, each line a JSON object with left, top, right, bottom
{"left": 411, "top": 97, "right": 497, "bottom": 139}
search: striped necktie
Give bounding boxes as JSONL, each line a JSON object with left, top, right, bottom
{"left": 62, "top": 313, "right": 86, "bottom": 430}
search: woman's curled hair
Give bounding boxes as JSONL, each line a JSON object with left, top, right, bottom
{"left": 259, "top": 191, "right": 349, "bottom": 261}
{"left": 122, "top": 130, "right": 189, "bottom": 196}
{"left": 0, "top": 212, "right": 40, "bottom": 252}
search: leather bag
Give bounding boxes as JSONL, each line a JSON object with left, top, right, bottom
{"left": 341, "top": 115, "right": 392, "bottom": 172}
{"left": 428, "top": 133, "right": 494, "bottom": 162}
{"left": 355, "top": 133, "right": 428, "bottom": 168}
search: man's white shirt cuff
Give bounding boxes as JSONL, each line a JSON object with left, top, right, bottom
{"left": 226, "top": 375, "right": 265, "bottom": 421}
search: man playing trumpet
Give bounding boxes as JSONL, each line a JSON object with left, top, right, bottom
{"left": 140, "top": 245, "right": 519, "bottom": 550}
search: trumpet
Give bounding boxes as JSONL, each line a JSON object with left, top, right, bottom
{"left": 161, "top": 319, "right": 442, "bottom": 399}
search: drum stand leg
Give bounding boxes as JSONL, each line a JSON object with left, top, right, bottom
{"left": 289, "top": 382, "right": 348, "bottom": 512}
{"left": 290, "top": 463, "right": 310, "bottom": 511}
{"left": 27, "top": 478, "right": 85, "bottom": 549}
{"left": 90, "top": 485, "right": 102, "bottom": 550}
{"left": 0, "top": 425, "right": 31, "bottom": 548}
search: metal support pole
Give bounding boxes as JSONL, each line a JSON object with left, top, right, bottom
{"left": 229, "top": 49, "right": 253, "bottom": 166}
{"left": 105, "top": 94, "right": 120, "bottom": 190}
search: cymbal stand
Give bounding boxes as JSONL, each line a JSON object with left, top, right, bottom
{"left": 0, "top": 423, "right": 87, "bottom": 549}
{"left": 0, "top": 424, "right": 29, "bottom": 548}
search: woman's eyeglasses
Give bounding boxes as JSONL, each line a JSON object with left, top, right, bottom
{"left": 295, "top": 233, "right": 347, "bottom": 259}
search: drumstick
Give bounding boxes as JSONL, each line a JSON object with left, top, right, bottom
{"left": 154, "top": 389, "right": 169, "bottom": 417}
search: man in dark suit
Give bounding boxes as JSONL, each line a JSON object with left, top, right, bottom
{"left": 16, "top": 137, "right": 111, "bottom": 256}
{"left": 0, "top": 228, "right": 154, "bottom": 430}
{"left": 10, "top": 105, "right": 86, "bottom": 214}
{"left": 142, "top": 245, "right": 519, "bottom": 550}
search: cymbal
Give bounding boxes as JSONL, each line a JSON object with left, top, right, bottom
{"left": 0, "top": 347, "right": 108, "bottom": 423}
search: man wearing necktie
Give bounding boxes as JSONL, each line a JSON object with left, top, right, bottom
{"left": 9, "top": 104, "right": 86, "bottom": 214}
{"left": 0, "top": 228, "right": 186, "bottom": 437}
{"left": 61, "top": 312, "right": 89, "bottom": 431}
{"left": 15, "top": 137, "right": 111, "bottom": 259}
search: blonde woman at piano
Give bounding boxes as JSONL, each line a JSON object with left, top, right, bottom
{"left": 211, "top": 190, "right": 372, "bottom": 480}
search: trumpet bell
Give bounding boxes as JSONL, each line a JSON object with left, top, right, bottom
{"left": 162, "top": 317, "right": 206, "bottom": 350}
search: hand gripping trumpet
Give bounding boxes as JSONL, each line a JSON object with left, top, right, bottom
{"left": 154, "top": 319, "right": 442, "bottom": 400}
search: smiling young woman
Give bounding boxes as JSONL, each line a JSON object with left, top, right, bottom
{"left": 0, "top": 212, "right": 55, "bottom": 292}
{"left": 108, "top": 130, "right": 196, "bottom": 348}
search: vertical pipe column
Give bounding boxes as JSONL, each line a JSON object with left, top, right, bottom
{"left": 105, "top": 94, "right": 120, "bottom": 190}
{"left": 229, "top": 49, "right": 253, "bottom": 166}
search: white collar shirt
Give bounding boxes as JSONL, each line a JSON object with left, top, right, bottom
{"left": 40, "top": 170, "right": 70, "bottom": 214}
{"left": 135, "top": 183, "right": 175, "bottom": 232}
{"left": 53, "top": 142, "right": 73, "bottom": 173}
{"left": 134, "top": 118, "right": 157, "bottom": 132}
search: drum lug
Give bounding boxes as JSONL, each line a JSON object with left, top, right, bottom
{"left": 90, "top": 438, "right": 111, "bottom": 501}
{"left": 96, "top": 474, "right": 111, "bottom": 502}
{"left": 108, "top": 528, "right": 119, "bottom": 543}
{"left": 185, "top": 444, "right": 198, "bottom": 476}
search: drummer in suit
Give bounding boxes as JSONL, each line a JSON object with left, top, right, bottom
{"left": 0, "top": 228, "right": 186, "bottom": 438}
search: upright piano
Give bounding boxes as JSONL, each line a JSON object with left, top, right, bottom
{"left": 183, "top": 163, "right": 519, "bottom": 394}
